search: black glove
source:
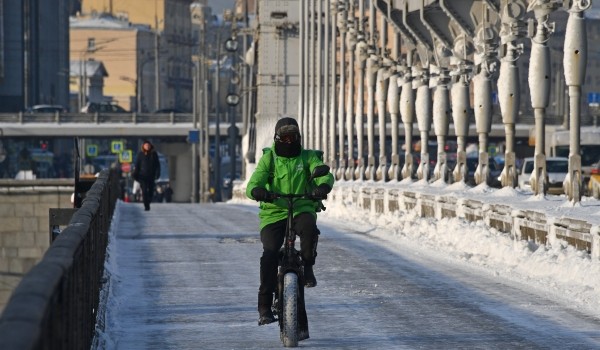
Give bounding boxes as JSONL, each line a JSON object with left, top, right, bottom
{"left": 311, "top": 184, "right": 331, "bottom": 199}
{"left": 251, "top": 187, "right": 274, "bottom": 202}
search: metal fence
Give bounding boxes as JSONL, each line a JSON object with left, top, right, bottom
{"left": 0, "top": 169, "right": 120, "bottom": 350}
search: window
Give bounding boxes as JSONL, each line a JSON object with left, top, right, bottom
{"left": 87, "top": 38, "right": 96, "bottom": 52}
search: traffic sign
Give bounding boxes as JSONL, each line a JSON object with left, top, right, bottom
{"left": 86, "top": 144, "right": 98, "bottom": 157}
{"left": 121, "top": 163, "right": 131, "bottom": 173}
{"left": 588, "top": 92, "right": 600, "bottom": 106}
{"left": 189, "top": 129, "right": 200, "bottom": 143}
{"left": 119, "top": 149, "right": 133, "bottom": 163}
{"left": 111, "top": 140, "right": 124, "bottom": 153}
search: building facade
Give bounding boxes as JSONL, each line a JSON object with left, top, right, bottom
{"left": 0, "top": 0, "right": 70, "bottom": 112}
{"left": 70, "top": 16, "right": 154, "bottom": 111}
{"left": 79, "top": 0, "right": 195, "bottom": 112}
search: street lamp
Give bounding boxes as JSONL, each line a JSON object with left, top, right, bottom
{"left": 225, "top": 37, "right": 239, "bottom": 52}
{"left": 226, "top": 93, "right": 240, "bottom": 106}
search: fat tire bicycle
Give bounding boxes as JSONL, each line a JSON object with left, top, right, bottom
{"left": 269, "top": 165, "right": 329, "bottom": 347}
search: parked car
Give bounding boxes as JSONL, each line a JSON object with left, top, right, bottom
{"left": 81, "top": 102, "right": 128, "bottom": 113}
{"left": 466, "top": 155, "right": 502, "bottom": 187}
{"left": 518, "top": 157, "right": 568, "bottom": 194}
{"left": 26, "top": 105, "right": 67, "bottom": 113}
{"left": 92, "top": 154, "right": 120, "bottom": 172}
{"left": 153, "top": 108, "right": 184, "bottom": 113}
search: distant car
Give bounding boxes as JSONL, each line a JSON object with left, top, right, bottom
{"left": 222, "top": 171, "right": 241, "bottom": 189}
{"left": 153, "top": 108, "right": 184, "bottom": 113}
{"left": 81, "top": 102, "right": 128, "bottom": 113}
{"left": 92, "top": 154, "right": 120, "bottom": 172}
{"left": 518, "top": 157, "right": 568, "bottom": 194}
{"left": 26, "top": 105, "right": 67, "bottom": 113}
{"left": 466, "top": 156, "right": 502, "bottom": 187}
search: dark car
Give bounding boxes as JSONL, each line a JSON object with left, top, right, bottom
{"left": 153, "top": 108, "right": 184, "bottom": 113}
{"left": 26, "top": 105, "right": 67, "bottom": 113}
{"left": 466, "top": 156, "right": 502, "bottom": 187}
{"left": 81, "top": 102, "right": 128, "bottom": 113}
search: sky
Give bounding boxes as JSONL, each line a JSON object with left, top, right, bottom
{"left": 315, "top": 179, "right": 600, "bottom": 319}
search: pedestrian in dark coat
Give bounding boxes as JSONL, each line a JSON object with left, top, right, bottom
{"left": 133, "top": 140, "right": 161, "bottom": 211}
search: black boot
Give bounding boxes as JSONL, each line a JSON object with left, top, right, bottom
{"left": 304, "top": 264, "right": 317, "bottom": 288}
{"left": 258, "top": 294, "right": 276, "bottom": 325}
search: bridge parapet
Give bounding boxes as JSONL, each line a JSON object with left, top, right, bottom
{"left": 0, "top": 170, "right": 119, "bottom": 350}
{"left": 0, "top": 112, "right": 195, "bottom": 125}
{"left": 325, "top": 181, "right": 600, "bottom": 259}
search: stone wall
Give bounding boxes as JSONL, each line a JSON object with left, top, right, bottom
{"left": 0, "top": 180, "right": 73, "bottom": 313}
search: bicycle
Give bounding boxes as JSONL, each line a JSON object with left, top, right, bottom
{"left": 269, "top": 165, "right": 330, "bottom": 347}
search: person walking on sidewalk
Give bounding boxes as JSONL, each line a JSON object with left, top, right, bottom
{"left": 246, "top": 117, "right": 334, "bottom": 325}
{"left": 133, "top": 140, "right": 161, "bottom": 211}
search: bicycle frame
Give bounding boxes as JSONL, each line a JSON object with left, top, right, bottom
{"left": 267, "top": 164, "right": 330, "bottom": 345}
{"left": 274, "top": 193, "right": 310, "bottom": 341}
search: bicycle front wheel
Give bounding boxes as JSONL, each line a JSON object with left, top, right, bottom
{"left": 281, "top": 272, "right": 298, "bottom": 347}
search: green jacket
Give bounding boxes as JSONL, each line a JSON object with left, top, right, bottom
{"left": 246, "top": 145, "right": 335, "bottom": 229}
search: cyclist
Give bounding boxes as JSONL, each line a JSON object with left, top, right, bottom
{"left": 246, "top": 117, "right": 334, "bottom": 325}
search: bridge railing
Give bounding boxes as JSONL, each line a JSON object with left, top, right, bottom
{"left": 0, "top": 112, "right": 200, "bottom": 124}
{"left": 0, "top": 169, "right": 120, "bottom": 350}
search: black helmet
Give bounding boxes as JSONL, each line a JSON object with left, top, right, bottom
{"left": 274, "top": 117, "right": 300, "bottom": 144}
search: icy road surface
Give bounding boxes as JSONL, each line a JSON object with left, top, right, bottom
{"left": 94, "top": 202, "right": 600, "bottom": 349}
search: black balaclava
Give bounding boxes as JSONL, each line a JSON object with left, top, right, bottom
{"left": 274, "top": 117, "right": 302, "bottom": 158}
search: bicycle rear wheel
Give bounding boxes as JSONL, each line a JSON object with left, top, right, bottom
{"left": 281, "top": 272, "right": 298, "bottom": 347}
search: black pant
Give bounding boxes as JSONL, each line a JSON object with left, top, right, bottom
{"left": 258, "top": 212, "right": 318, "bottom": 308}
{"left": 140, "top": 179, "right": 155, "bottom": 208}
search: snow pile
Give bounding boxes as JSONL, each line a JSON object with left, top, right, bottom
{"left": 321, "top": 195, "right": 600, "bottom": 318}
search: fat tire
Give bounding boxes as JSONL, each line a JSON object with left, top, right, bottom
{"left": 281, "top": 272, "right": 298, "bottom": 347}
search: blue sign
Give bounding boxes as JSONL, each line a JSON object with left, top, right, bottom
{"left": 86, "top": 144, "right": 98, "bottom": 157}
{"left": 189, "top": 129, "right": 200, "bottom": 143}
{"left": 588, "top": 92, "right": 600, "bottom": 105}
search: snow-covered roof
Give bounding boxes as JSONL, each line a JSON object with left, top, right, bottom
{"left": 70, "top": 14, "right": 152, "bottom": 32}
{"left": 70, "top": 60, "right": 109, "bottom": 78}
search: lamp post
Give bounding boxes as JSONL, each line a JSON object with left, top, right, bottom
{"left": 225, "top": 35, "right": 240, "bottom": 200}
{"left": 213, "top": 33, "right": 223, "bottom": 202}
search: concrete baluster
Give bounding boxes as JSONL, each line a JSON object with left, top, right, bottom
{"left": 473, "top": 10, "right": 500, "bottom": 187}
{"left": 563, "top": 0, "right": 590, "bottom": 203}
{"left": 528, "top": 0, "right": 561, "bottom": 195}
{"left": 345, "top": 4, "right": 357, "bottom": 181}
{"left": 336, "top": 1, "right": 348, "bottom": 180}
{"left": 498, "top": 0, "right": 527, "bottom": 189}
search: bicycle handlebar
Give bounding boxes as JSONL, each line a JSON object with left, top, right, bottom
{"left": 270, "top": 192, "right": 327, "bottom": 201}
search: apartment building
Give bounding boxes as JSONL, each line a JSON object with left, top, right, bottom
{"left": 75, "top": 0, "right": 195, "bottom": 112}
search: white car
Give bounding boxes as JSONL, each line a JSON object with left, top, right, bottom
{"left": 518, "top": 157, "right": 569, "bottom": 194}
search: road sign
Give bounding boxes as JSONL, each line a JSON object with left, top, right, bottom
{"left": 588, "top": 92, "right": 600, "bottom": 106}
{"left": 119, "top": 149, "right": 133, "bottom": 163}
{"left": 86, "top": 144, "right": 98, "bottom": 157}
{"left": 111, "top": 141, "right": 124, "bottom": 153}
{"left": 189, "top": 129, "right": 200, "bottom": 143}
{"left": 121, "top": 163, "right": 131, "bottom": 173}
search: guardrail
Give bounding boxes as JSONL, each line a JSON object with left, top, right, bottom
{"left": 0, "top": 169, "right": 120, "bottom": 350}
{"left": 0, "top": 112, "right": 197, "bottom": 124}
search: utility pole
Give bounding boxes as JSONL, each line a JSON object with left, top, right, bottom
{"left": 154, "top": 15, "right": 161, "bottom": 111}
{"left": 214, "top": 33, "right": 222, "bottom": 202}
